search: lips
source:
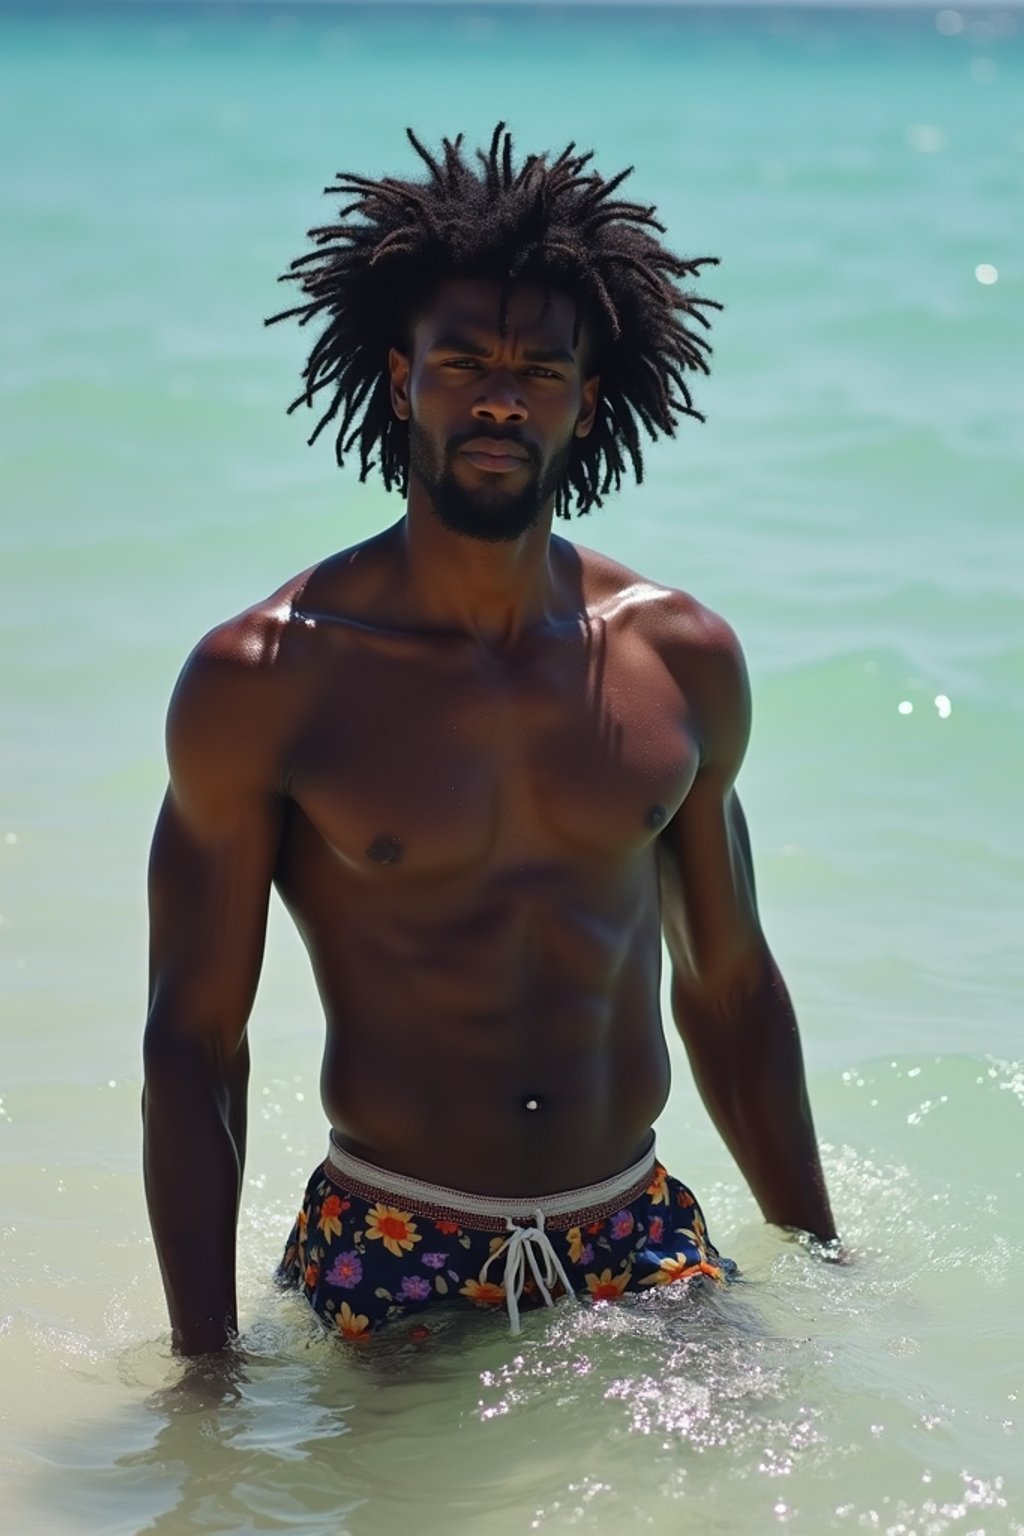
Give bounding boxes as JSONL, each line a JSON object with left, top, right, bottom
{"left": 459, "top": 437, "right": 530, "bottom": 473}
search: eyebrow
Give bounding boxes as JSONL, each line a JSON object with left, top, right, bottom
{"left": 426, "top": 332, "right": 576, "bottom": 367}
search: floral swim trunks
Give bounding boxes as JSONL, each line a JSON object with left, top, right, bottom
{"left": 277, "top": 1135, "right": 730, "bottom": 1339}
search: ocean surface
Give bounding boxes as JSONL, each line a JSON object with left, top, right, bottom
{"left": 2, "top": 3, "right": 1022, "bottom": 1533}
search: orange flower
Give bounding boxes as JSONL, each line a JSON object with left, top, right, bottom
{"left": 335, "top": 1302, "right": 370, "bottom": 1339}
{"left": 566, "top": 1226, "right": 586, "bottom": 1263}
{"left": 304, "top": 1262, "right": 320, "bottom": 1289}
{"left": 646, "top": 1166, "right": 669, "bottom": 1205}
{"left": 295, "top": 1209, "right": 309, "bottom": 1238}
{"left": 584, "top": 1267, "right": 632, "bottom": 1301}
{"left": 676, "top": 1188, "right": 695, "bottom": 1210}
{"left": 365, "top": 1203, "right": 421, "bottom": 1258}
{"left": 585, "top": 1221, "right": 604, "bottom": 1236}
{"left": 317, "top": 1193, "right": 350, "bottom": 1241}
{"left": 459, "top": 1278, "right": 507, "bottom": 1307}
{"left": 435, "top": 1219, "right": 460, "bottom": 1235}
{"left": 639, "top": 1254, "right": 701, "bottom": 1287}
{"left": 639, "top": 1253, "right": 724, "bottom": 1288}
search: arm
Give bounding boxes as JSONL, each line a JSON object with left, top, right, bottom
{"left": 658, "top": 609, "right": 836, "bottom": 1243}
{"left": 143, "top": 619, "right": 285, "bottom": 1355}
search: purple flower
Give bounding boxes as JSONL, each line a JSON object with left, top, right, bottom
{"left": 580, "top": 1243, "right": 595, "bottom": 1266}
{"left": 610, "top": 1210, "right": 635, "bottom": 1240}
{"left": 325, "top": 1251, "right": 362, "bottom": 1289}
{"left": 397, "top": 1274, "right": 432, "bottom": 1301}
{"left": 421, "top": 1252, "right": 448, "bottom": 1269}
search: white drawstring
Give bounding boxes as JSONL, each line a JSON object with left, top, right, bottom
{"left": 479, "top": 1209, "right": 578, "bottom": 1335}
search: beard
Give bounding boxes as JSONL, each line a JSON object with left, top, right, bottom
{"left": 408, "top": 419, "right": 572, "bottom": 543}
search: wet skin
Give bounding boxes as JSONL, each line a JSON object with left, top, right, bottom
{"left": 144, "top": 280, "right": 836, "bottom": 1355}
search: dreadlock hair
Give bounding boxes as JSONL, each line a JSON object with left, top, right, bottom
{"left": 267, "top": 124, "right": 720, "bottom": 519}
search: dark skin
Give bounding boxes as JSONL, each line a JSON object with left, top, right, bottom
{"left": 143, "top": 279, "right": 836, "bottom": 1357}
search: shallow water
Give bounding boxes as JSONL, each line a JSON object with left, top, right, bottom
{"left": 4, "top": 1055, "right": 1023, "bottom": 1534}
{"left": 2, "top": 3, "right": 1023, "bottom": 1532}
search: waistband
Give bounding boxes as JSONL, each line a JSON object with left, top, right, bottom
{"left": 324, "top": 1132, "right": 658, "bottom": 1233}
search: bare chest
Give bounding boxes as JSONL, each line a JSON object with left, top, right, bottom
{"left": 285, "top": 626, "right": 700, "bottom": 878}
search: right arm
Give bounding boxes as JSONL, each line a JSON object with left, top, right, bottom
{"left": 143, "top": 619, "right": 285, "bottom": 1356}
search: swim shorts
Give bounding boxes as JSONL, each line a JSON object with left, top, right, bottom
{"left": 277, "top": 1135, "right": 729, "bottom": 1338}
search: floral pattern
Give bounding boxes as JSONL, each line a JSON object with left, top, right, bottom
{"left": 325, "top": 1251, "right": 362, "bottom": 1289}
{"left": 585, "top": 1266, "right": 633, "bottom": 1300}
{"left": 566, "top": 1226, "right": 587, "bottom": 1264}
{"left": 335, "top": 1301, "right": 370, "bottom": 1339}
{"left": 317, "top": 1193, "right": 349, "bottom": 1241}
{"left": 364, "top": 1203, "right": 421, "bottom": 1258}
{"left": 277, "top": 1159, "right": 729, "bottom": 1339}
{"left": 458, "top": 1278, "right": 508, "bottom": 1307}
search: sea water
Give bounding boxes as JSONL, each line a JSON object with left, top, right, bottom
{"left": 1, "top": 4, "right": 1022, "bottom": 1532}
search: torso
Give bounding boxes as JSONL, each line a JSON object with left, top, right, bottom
{"left": 253, "top": 530, "right": 706, "bottom": 1194}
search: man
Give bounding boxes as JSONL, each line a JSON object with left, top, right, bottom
{"left": 143, "top": 126, "right": 837, "bottom": 1356}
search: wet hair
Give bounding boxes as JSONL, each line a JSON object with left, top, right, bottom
{"left": 267, "top": 124, "right": 720, "bottom": 518}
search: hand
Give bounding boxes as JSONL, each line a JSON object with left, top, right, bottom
{"left": 787, "top": 1228, "right": 854, "bottom": 1266}
{"left": 150, "top": 1340, "right": 251, "bottom": 1414}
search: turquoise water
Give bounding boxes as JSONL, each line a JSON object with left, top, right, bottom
{"left": 2, "top": 4, "right": 1023, "bottom": 1532}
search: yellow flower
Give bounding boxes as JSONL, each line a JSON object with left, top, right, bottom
{"left": 459, "top": 1278, "right": 507, "bottom": 1307}
{"left": 317, "top": 1193, "right": 349, "bottom": 1241}
{"left": 639, "top": 1253, "right": 724, "bottom": 1288}
{"left": 676, "top": 1225, "right": 707, "bottom": 1258}
{"left": 335, "top": 1302, "right": 370, "bottom": 1339}
{"left": 566, "top": 1226, "right": 586, "bottom": 1263}
{"left": 364, "top": 1204, "right": 421, "bottom": 1258}
{"left": 645, "top": 1166, "right": 669, "bottom": 1205}
{"left": 584, "top": 1267, "right": 632, "bottom": 1301}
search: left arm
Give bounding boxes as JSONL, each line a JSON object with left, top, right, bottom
{"left": 658, "top": 606, "right": 837, "bottom": 1243}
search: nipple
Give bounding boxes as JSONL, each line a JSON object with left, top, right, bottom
{"left": 366, "top": 833, "right": 403, "bottom": 865}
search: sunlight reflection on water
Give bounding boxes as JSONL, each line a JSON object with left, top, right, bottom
{"left": 3, "top": 1094, "right": 1023, "bottom": 1533}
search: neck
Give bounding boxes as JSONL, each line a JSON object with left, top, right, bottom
{"left": 398, "top": 484, "right": 561, "bottom": 648}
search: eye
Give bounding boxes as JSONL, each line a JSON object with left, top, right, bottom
{"left": 442, "top": 358, "right": 482, "bottom": 370}
{"left": 523, "top": 367, "right": 564, "bottom": 381}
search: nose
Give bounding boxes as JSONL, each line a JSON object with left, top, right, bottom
{"left": 471, "top": 371, "right": 527, "bottom": 424}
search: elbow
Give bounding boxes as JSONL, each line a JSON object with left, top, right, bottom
{"left": 142, "top": 1001, "right": 220, "bottom": 1095}
{"left": 142, "top": 1015, "right": 208, "bottom": 1120}
{"left": 142, "top": 1016, "right": 243, "bottom": 1143}
{"left": 143, "top": 999, "right": 249, "bottom": 1114}
{"left": 145, "top": 974, "right": 243, "bottom": 1067}
{"left": 672, "top": 940, "right": 783, "bottom": 1037}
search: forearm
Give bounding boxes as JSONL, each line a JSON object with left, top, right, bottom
{"left": 142, "top": 1026, "right": 248, "bottom": 1355}
{"left": 675, "top": 957, "right": 836, "bottom": 1242}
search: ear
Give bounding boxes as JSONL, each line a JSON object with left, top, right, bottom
{"left": 574, "top": 374, "right": 600, "bottom": 440}
{"left": 388, "top": 347, "right": 411, "bottom": 421}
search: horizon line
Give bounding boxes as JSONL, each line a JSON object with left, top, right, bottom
{"left": 8, "top": 0, "right": 1023, "bottom": 10}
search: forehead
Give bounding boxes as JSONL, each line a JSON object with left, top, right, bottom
{"left": 413, "top": 278, "right": 581, "bottom": 352}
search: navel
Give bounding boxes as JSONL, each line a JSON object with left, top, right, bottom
{"left": 366, "top": 833, "right": 404, "bottom": 866}
{"left": 645, "top": 804, "right": 667, "bottom": 831}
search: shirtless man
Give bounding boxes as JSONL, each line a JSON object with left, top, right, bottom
{"left": 143, "top": 127, "right": 836, "bottom": 1356}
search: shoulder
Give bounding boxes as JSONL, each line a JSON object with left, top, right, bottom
{"left": 165, "top": 570, "right": 315, "bottom": 800}
{"left": 169, "top": 532, "right": 378, "bottom": 715}
{"left": 171, "top": 588, "right": 293, "bottom": 726}
{"left": 571, "top": 539, "right": 750, "bottom": 774}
